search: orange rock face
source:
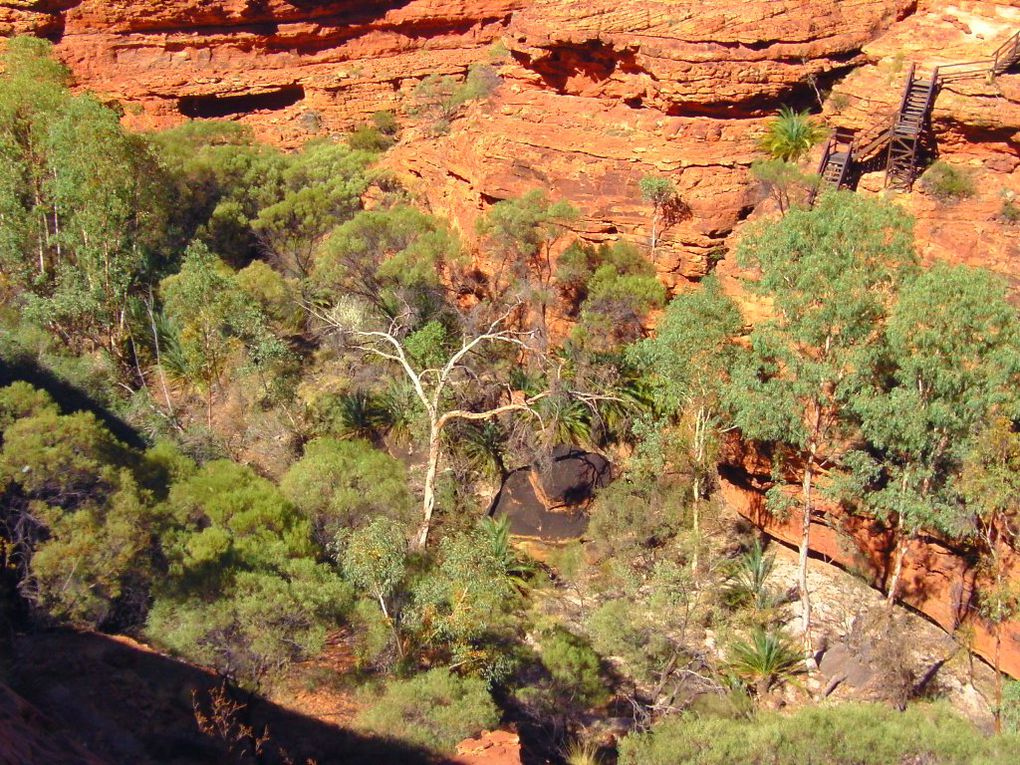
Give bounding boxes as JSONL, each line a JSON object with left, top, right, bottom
{"left": 454, "top": 728, "right": 524, "bottom": 765}
{"left": 4, "top": 0, "right": 917, "bottom": 284}
{"left": 720, "top": 440, "right": 1020, "bottom": 680}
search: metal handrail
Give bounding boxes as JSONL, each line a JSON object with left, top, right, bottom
{"left": 892, "top": 63, "right": 916, "bottom": 121}
{"left": 936, "top": 60, "right": 994, "bottom": 82}
{"left": 992, "top": 29, "right": 1020, "bottom": 73}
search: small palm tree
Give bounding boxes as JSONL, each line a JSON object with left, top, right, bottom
{"left": 723, "top": 538, "right": 778, "bottom": 611}
{"left": 727, "top": 627, "right": 804, "bottom": 697}
{"left": 480, "top": 515, "right": 536, "bottom": 594}
{"left": 758, "top": 106, "right": 827, "bottom": 163}
{"left": 333, "top": 390, "right": 389, "bottom": 440}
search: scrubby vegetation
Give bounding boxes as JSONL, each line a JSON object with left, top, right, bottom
{"left": 1, "top": 36, "right": 1019, "bottom": 762}
{"left": 920, "top": 160, "right": 977, "bottom": 202}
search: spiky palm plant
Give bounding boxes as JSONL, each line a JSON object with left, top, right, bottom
{"left": 723, "top": 538, "right": 779, "bottom": 611}
{"left": 333, "top": 389, "right": 389, "bottom": 440}
{"left": 758, "top": 106, "right": 827, "bottom": 163}
{"left": 480, "top": 515, "right": 536, "bottom": 594}
{"left": 727, "top": 627, "right": 804, "bottom": 697}
{"left": 563, "top": 738, "right": 604, "bottom": 765}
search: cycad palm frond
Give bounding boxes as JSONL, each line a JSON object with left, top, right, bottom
{"left": 723, "top": 538, "right": 778, "bottom": 611}
{"left": 728, "top": 627, "right": 803, "bottom": 695}
{"left": 758, "top": 106, "right": 827, "bottom": 163}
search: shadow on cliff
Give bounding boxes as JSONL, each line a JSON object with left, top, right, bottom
{"left": 10, "top": 629, "right": 439, "bottom": 765}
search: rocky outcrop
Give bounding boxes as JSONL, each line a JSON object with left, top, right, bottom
{"left": 823, "top": 1, "right": 1020, "bottom": 288}
{"left": 3, "top": 0, "right": 917, "bottom": 284}
{"left": 455, "top": 728, "right": 523, "bottom": 765}
{"left": 719, "top": 441, "right": 1020, "bottom": 680}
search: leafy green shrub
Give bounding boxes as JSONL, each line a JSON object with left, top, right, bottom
{"left": 999, "top": 195, "right": 1020, "bottom": 224}
{"left": 587, "top": 598, "right": 673, "bottom": 683}
{"left": 347, "top": 125, "right": 393, "bottom": 153}
{"left": 1002, "top": 680, "right": 1020, "bottom": 733}
{"left": 356, "top": 668, "right": 499, "bottom": 754}
{"left": 371, "top": 110, "right": 399, "bottom": 136}
{"left": 920, "top": 161, "right": 976, "bottom": 202}
{"left": 413, "top": 63, "right": 501, "bottom": 133}
{"left": 587, "top": 479, "right": 686, "bottom": 560}
{"left": 539, "top": 627, "right": 611, "bottom": 708}
{"left": 618, "top": 702, "right": 1020, "bottom": 765}
{"left": 280, "top": 438, "right": 414, "bottom": 544}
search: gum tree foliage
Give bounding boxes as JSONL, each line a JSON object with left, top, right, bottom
{"left": 639, "top": 175, "right": 687, "bottom": 258}
{"left": 312, "top": 205, "right": 458, "bottom": 318}
{"left": 404, "top": 519, "right": 529, "bottom": 682}
{"left": 356, "top": 668, "right": 500, "bottom": 754}
{"left": 628, "top": 275, "right": 742, "bottom": 573}
{"left": 160, "top": 241, "right": 288, "bottom": 426}
{"left": 477, "top": 190, "right": 577, "bottom": 342}
{"left": 0, "top": 383, "right": 179, "bottom": 629}
{"left": 961, "top": 416, "right": 1020, "bottom": 733}
{"left": 148, "top": 460, "right": 349, "bottom": 686}
{"left": 250, "top": 140, "right": 374, "bottom": 280}
{"left": 337, "top": 517, "right": 409, "bottom": 662}
{"left": 280, "top": 437, "right": 414, "bottom": 546}
{"left": 310, "top": 206, "right": 566, "bottom": 548}
{"left": 0, "top": 38, "right": 167, "bottom": 367}
{"left": 556, "top": 241, "right": 666, "bottom": 350}
{"left": 845, "top": 264, "right": 1020, "bottom": 607}
{"left": 727, "top": 192, "right": 917, "bottom": 661}
{"left": 413, "top": 63, "right": 502, "bottom": 134}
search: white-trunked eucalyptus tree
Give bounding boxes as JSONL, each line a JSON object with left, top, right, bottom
{"left": 310, "top": 297, "right": 549, "bottom": 549}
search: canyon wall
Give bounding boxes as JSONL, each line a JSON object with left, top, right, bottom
{"left": 2, "top": 0, "right": 1019, "bottom": 676}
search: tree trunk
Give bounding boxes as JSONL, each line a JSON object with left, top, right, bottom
{"left": 414, "top": 425, "right": 443, "bottom": 550}
{"left": 649, "top": 209, "right": 659, "bottom": 260}
{"left": 691, "top": 478, "right": 701, "bottom": 578}
{"left": 886, "top": 524, "right": 908, "bottom": 606}
{"left": 800, "top": 455, "right": 816, "bottom": 668}
{"left": 994, "top": 624, "right": 1002, "bottom": 735}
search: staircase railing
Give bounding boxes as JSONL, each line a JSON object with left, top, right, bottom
{"left": 936, "top": 60, "right": 994, "bottom": 83}
{"left": 992, "top": 29, "right": 1020, "bottom": 73}
{"left": 893, "top": 62, "right": 917, "bottom": 120}
{"left": 806, "top": 28, "right": 1018, "bottom": 196}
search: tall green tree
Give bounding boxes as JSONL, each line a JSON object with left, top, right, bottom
{"left": 1, "top": 39, "right": 167, "bottom": 366}
{"left": 727, "top": 193, "right": 917, "bottom": 661}
{"left": 477, "top": 191, "right": 577, "bottom": 341}
{"left": 848, "top": 264, "right": 1020, "bottom": 607}
{"left": 962, "top": 416, "right": 1020, "bottom": 733}
{"left": 629, "top": 275, "right": 742, "bottom": 573}
{"left": 639, "top": 175, "right": 685, "bottom": 259}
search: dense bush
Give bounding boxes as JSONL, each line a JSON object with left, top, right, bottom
{"left": 356, "top": 668, "right": 500, "bottom": 753}
{"left": 280, "top": 438, "right": 414, "bottom": 544}
{"left": 618, "top": 703, "right": 1020, "bottom": 765}
{"left": 920, "top": 161, "right": 976, "bottom": 202}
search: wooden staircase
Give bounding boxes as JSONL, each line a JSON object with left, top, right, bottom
{"left": 993, "top": 30, "right": 1020, "bottom": 75}
{"left": 885, "top": 64, "right": 938, "bottom": 191}
{"left": 808, "top": 128, "right": 855, "bottom": 205}
{"left": 809, "top": 28, "right": 1020, "bottom": 202}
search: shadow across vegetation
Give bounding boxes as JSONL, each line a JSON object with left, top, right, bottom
{"left": 11, "top": 629, "right": 441, "bottom": 765}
